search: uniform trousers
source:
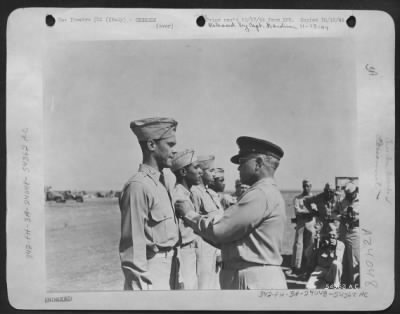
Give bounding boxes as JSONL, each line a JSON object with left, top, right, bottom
{"left": 196, "top": 238, "right": 220, "bottom": 289}
{"left": 220, "top": 265, "right": 287, "bottom": 290}
{"left": 123, "top": 249, "right": 180, "bottom": 290}
{"left": 344, "top": 227, "right": 360, "bottom": 286}
{"left": 179, "top": 242, "right": 198, "bottom": 289}
{"left": 291, "top": 216, "right": 315, "bottom": 270}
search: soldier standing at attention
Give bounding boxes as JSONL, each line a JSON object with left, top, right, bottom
{"left": 119, "top": 117, "right": 180, "bottom": 290}
{"left": 170, "top": 149, "right": 202, "bottom": 289}
{"left": 334, "top": 182, "right": 360, "bottom": 287}
{"left": 191, "top": 155, "right": 223, "bottom": 289}
{"left": 176, "top": 136, "right": 287, "bottom": 289}
{"left": 288, "top": 179, "right": 314, "bottom": 277}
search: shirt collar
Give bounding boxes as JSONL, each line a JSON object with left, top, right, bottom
{"left": 253, "top": 177, "right": 277, "bottom": 188}
{"left": 139, "top": 164, "right": 161, "bottom": 184}
{"left": 236, "top": 177, "right": 276, "bottom": 201}
{"left": 176, "top": 183, "right": 191, "bottom": 196}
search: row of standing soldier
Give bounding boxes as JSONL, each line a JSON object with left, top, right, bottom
{"left": 118, "top": 117, "right": 287, "bottom": 290}
{"left": 289, "top": 179, "right": 360, "bottom": 289}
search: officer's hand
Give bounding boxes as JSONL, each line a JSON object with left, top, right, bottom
{"left": 174, "top": 200, "right": 193, "bottom": 217}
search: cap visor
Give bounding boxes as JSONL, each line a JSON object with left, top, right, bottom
{"left": 230, "top": 154, "right": 240, "bottom": 164}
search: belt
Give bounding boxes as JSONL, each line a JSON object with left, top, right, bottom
{"left": 222, "top": 261, "right": 280, "bottom": 271}
{"left": 153, "top": 246, "right": 177, "bottom": 258}
{"left": 181, "top": 240, "right": 196, "bottom": 249}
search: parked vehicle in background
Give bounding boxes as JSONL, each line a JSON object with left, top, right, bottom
{"left": 63, "top": 190, "right": 84, "bottom": 203}
{"left": 46, "top": 190, "right": 66, "bottom": 203}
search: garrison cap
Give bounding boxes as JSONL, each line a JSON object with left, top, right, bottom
{"left": 171, "top": 149, "right": 197, "bottom": 172}
{"left": 197, "top": 155, "right": 215, "bottom": 170}
{"left": 230, "top": 136, "right": 284, "bottom": 164}
{"left": 130, "top": 117, "right": 178, "bottom": 141}
{"left": 344, "top": 182, "right": 357, "bottom": 194}
{"left": 214, "top": 168, "right": 225, "bottom": 179}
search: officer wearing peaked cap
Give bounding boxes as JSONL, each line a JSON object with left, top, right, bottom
{"left": 119, "top": 117, "right": 181, "bottom": 290}
{"left": 171, "top": 149, "right": 202, "bottom": 289}
{"left": 176, "top": 136, "right": 288, "bottom": 289}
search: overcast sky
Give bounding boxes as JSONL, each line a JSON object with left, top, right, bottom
{"left": 43, "top": 38, "right": 357, "bottom": 191}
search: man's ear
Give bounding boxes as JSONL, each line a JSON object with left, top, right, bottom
{"left": 179, "top": 168, "right": 187, "bottom": 177}
{"left": 146, "top": 139, "right": 157, "bottom": 152}
{"left": 255, "top": 156, "right": 264, "bottom": 170}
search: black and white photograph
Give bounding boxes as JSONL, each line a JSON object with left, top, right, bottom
{"left": 6, "top": 8, "right": 395, "bottom": 311}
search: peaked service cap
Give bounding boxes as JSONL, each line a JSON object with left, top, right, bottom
{"left": 230, "top": 136, "right": 284, "bottom": 164}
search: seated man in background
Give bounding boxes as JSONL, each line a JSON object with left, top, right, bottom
{"left": 306, "top": 226, "right": 345, "bottom": 289}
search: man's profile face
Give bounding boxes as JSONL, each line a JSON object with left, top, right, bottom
{"left": 239, "top": 184, "right": 249, "bottom": 195}
{"left": 238, "top": 155, "right": 257, "bottom": 186}
{"left": 185, "top": 162, "right": 202, "bottom": 186}
{"left": 303, "top": 182, "right": 312, "bottom": 194}
{"left": 213, "top": 177, "right": 226, "bottom": 193}
{"left": 153, "top": 135, "right": 177, "bottom": 168}
{"left": 201, "top": 167, "right": 215, "bottom": 186}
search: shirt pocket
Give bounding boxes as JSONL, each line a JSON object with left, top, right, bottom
{"left": 149, "top": 201, "right": 177, "bottom": 245}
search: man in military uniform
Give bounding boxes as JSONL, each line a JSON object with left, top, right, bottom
{"left": 191, "top": 155, "right": 223, "bottom": 289}
{"left": 209, "top": 168, "right": 236, "bottom": 210}
{"left": 119, "top": 117, "right": 180, "bottom": 290}
{"left": 176, "top": 136, "right": 288, "bottom": 289}
{"left": 171, "top": 149, "right": 202, "bottom": 289}
{"left": 333, "top": 182, "right": 360, "bottom": 287}
{"left": 232, "top": 179, "right": 249, "bottom": 201}
{"left": 288, "top": 179, "right": 314, "bottom": 277}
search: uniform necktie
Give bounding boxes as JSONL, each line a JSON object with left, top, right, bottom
{"left": 159, "top": 172, "right": 178, "bottom": 224}
{"left": 159, "top": 172, "right": 166, "bottom": 187}
{"left": 206, "top": 188, "right": 221, "bottom": 211}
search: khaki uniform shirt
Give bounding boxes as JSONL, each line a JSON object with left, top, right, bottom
{"left": 172, "top": 184, "right": 198, "bottom": 245}
{"left": 219, "top": 193, "right": 236, "bottom": 210}
{"left": 119, "top": 164, "right": 180, "bottom": 287}
{"left": 293, "top": 192, "right": 313, "bottom": 217}
{"left": 191, "top": 185, "right": 223, "bottom": 219}
{"left": 184, "top": 177, "right": 287, "bottom": 269}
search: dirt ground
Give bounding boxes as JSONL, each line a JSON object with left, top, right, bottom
{"left": 46, "top": 191, "right": 306, "bottom": 291}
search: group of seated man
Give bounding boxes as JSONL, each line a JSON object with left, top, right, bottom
{"left": 288, "top": 180, "right": 360, "bottom": 289}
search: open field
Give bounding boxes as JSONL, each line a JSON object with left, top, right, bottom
{"left": 46, "top": 191, "right": 303, "bottom": 291}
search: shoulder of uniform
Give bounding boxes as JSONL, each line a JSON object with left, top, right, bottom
{"left": 239, "top": 185, "right": 266, "bottom": 201}
{"left": 172, "top": 184, "right": 183, "bottom": 194}
{"left": 295, "top": 193, "right": 303, "bottom": 199}
{"left": 191, "top": 185, "right": 201, "bottom": 195}
{"left": 122, "top": 173, "right": 149, "bottom": 190}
